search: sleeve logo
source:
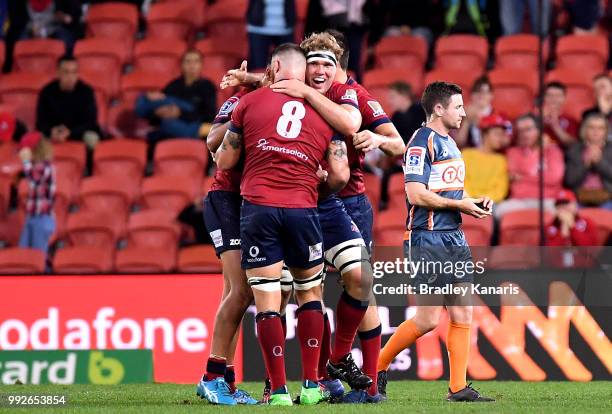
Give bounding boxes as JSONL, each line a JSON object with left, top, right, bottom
{"left": 367, "top": 100, "right": 386, "bottom": 117}
{"left": 341, "top": 89, "right": 358, "bottom": 104}
{"left": 217, "top": 98, "right": 239, "bottom": 117}
{"left": 403, "top": 146, "right": 425, "bottom": 175}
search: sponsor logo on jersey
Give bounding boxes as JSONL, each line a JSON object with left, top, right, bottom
{"left": 210, "top": 229, "right": 223, "bottom": 248}
{"left": 255, "top": 138, "right": 309, "bottom": 161}
{"left": 217, "top": 97, "right": 239, "bottom": 118}
{"left": 229, "top": 239, "right": 241, "bottom": 246}
{"left": 367, "top": 100, "right": 386, "bottom": 117}
{"left": 403, "top": 146, "right": 425, "bottom": 175}
{"left": 308, "top": 242, "right": 323, "bottom": 261}
{"left": 341, "top": 89, "right": 358, "bottom": 105}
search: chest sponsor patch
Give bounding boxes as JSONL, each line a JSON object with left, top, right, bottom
{"left": 403, "top": 146, "right": 426, "bottom": 176}
{"left": 367, "top": 100, "right": 386, "bottom": 117}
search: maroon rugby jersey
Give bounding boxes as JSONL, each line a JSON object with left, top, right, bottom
{"left": 230, "top": 87, "right": 335, "bottom": 208}
{"left": 326, "top": 78, "right": 391, "bottom": 197}
{"left": 209, "top": 92, "right": 245, "bottom": 193}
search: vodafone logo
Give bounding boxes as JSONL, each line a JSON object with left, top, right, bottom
{"left": 442, "top": 165, "right": 465, "bottom": 184}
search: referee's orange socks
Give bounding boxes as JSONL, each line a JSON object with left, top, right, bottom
{"left": 377, "top": 319, "right": 423, "bottom": 372}
{"left": 447, "top": 322, "right": 471, "bottom": 393}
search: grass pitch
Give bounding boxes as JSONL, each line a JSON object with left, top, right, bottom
{"left": 0, "top": 381, "right": 610, "bottom": 413}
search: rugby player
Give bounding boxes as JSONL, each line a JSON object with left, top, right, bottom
{"left": 376, "top": 81, "right": 495, "bottom": 402}
{"left": 215, "top": 43, "right": 350, "bottom": 406}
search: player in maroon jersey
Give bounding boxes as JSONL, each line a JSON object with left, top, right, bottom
{"left": 215, "top": 43, "right": 350, "bottom": 406}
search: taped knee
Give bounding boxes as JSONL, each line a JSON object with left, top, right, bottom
{"left": 325, "top": 239, "right": 369, "bottom": 275}
{"left": 293, "top": 267, "right": 324, "bottom": 291}
{"left": 248, "top": 276, "right": 281, "bottom": 292}
{"left": 280, "top": 265, "right": 293, "bottom": 292}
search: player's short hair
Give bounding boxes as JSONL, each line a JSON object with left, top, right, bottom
{"left": 390, "top": 81, "right": 413, "bottom": 100}
{"left": 421, "top": 81, "right": 462, "bottom": 118}
{"left": 593, "top": 73, "right": 610, "bottom": 83}
{"left": 182, "top": 49, "right": 202, "bottom": 61}
{"left": 325, "top": 29, "right": 349, "bottom": 70}
{"left": 300, "top": 32, "right": 343, "bottom": 65}
{"left": 270, "top": 43, "right": 306, "bottom": 63}
{"left": 471, "top": 75, "right": 492, "bottom": 93}
{"left": 545, "top": 81, "right": 566, "bottom": 93}
{"left": 515, "top": 113, "right": 540, "bottom": 130}
{"left": 580, "top": 111, "right": 608, "bottom": 139}
{"left": 57, "top": 54, "right": 77, "bottom": 67}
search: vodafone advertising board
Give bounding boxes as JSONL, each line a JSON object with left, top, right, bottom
{"left": 0, "top": 275, "right": 237, "bottom": 383}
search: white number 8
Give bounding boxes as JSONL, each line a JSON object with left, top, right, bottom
{"left": 276, "top": 101, "right": 306, "bottom": 139}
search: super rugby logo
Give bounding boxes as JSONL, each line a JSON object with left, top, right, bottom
{"left": 341, "top": 89, "right": 358, "bottom": 105}
{"left": 367, "top": 100, "right": 386, "bottom": 117}
{"left": 217, "top": 97, "right": 239, "bottom": 117}
{"left": 256, "top": 139, "right": 309, "bottom": 161}
{"left": 403, "top": 146, "right": 425, "bottom": 175}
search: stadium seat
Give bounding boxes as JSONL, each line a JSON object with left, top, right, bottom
{"left": 362, "top": 68, "right": 423, "bottom": 113}
{"left": 65, "top": 211, "right": 124, "bottom": 249}
{"left": 93, "top": 139, "right": 147, "bottom": 189}
{"left": 0, "top": 40, "right": 4, "bottom": 70}
{"left": 14, "top": 39, "right": 66, "bottom": 73}
{"left": 294, "top": 0, "right": 309, "bottom": 41}
{"left": 488, "top": 69, "right": 538, "bottom": 120}
{"left": 374, "top": 222, "right": 405, "bottom": 246}
{"left": 141, "top": 175, "right": 195, "bottom": 215}
{"left": 115, "top": 246, "right": 176, "bottom": 273}
{"left": 556, "top": 34, "right": 608, "bottom": 79}
{"left": 435, "top": 35, "right": 488, "bottom": 73}
{"left": 488, "top": 246, "right": 542, "bottom": 269}
{"left": 53, "top": 246, "right": 114, "bottom": 274}
{"left": 133, "top": 38, "right": 186, "bottom": 77}
{"left": 424, "top": 69, "right": 483, "bottom": 98}
{"left": 106, "top": 102, "right": 152, "bottom": 139}
{"left": 374, "top": 35, "right": 428, "bottom": 72}
{"left": 120, "top": 71, "right": 175, "bottom": 104}
{"left": 157, "top": 0, "right": 207, "bottom": 29}
{"left": 494, "top": 34, "right": 549, "bottom": 70}
{"left": 0, "top": 210, "right": 25, "bottom": 247}
{"left": 201, "top": 67, "right": 233, "bottom": 107}
{"left": 146, "top": 1, "right": 193, "bottom": 40}
{"left": 576, "top": 208, "right": 612, "bottom": 245}
{"left": 205, "top": 0, "right": 247, "bottom": 40}
{"left": 545, "top": 69, "right": 594, "bottom": 121}
{"left": 0, "top": 247, "right": 45, "bottom": 274}
{"left": 154, "top": 138, "right": 207, "bottom": 181}
{"left": 79, "top": 176, "right": 136, "bottom": 221}
{"left": 53, "top": 141, "right": 86, "bottom": 184}
{"left": 177, "top": 245, "right": 221, "bottom": 273}
{"left": 0, "top": 72, "right": 52, "bottom": 130}
{"left": 86, "top": 2, "right": 138, "bottom": 46}
{"left": 127, "top": 209, "right": 180, "bottom": 249}
{"left": 195, "top": 38, "right": 246, "bottom": 74}
{"left": 0, "top": 175, "right": 11, "bottom": 219}
{"left": 461, "top": 213, "right": 493, "bottom": 246}
{"left": 499, "top": 209, "right": 553, "bottom": 246}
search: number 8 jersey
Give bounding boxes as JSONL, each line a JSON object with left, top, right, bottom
{"left": 230, "top": 86, "right": 336, "bottom": 208}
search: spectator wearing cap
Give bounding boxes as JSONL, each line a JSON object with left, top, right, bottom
{"left": 564, "top": 112, "right": 612, "bottom": 209}
{"left": 495, "top": 113, "right": 565, "bottom": 219}
{"left": 542, "top": 82, "right": 578, "bottom": 148}
{"left": 463, "top": 114, "right": 510, "bottom": 204}
{"left": 18, "top": 131, "right": 56, "bottom": 258}
{"left": 455, "top": 75, "right": 495, "bottom": 148}
{"left": 546, "top": 190, "right": 598, "bottom": 246}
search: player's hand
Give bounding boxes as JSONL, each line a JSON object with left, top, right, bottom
{"left": 220, "top": 60, "right": 248, "bottom": 89}
{"left": 271, "top": 79, "right": 309, "bottom": 98}
{"left": 353, "top": 130, "right": 383, "bottom": 152}
{"left": 316, "top": 165, "right": 328, "bottom": 182}
{"left": 481, "top": 196, "right": 494, "bottom": 212}
{"left": 459, "top": 197, "right": 492, "bottom": 219}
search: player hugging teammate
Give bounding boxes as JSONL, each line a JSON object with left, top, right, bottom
{"left": 196, "top": 31, "right": 409, "bottom": 406}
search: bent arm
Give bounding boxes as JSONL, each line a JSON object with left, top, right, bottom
{"left": 373, "top": 122, "right": 406, "bottom": 156}
{"left": 304, "top": 88, "right": 362, "bottom": 136}
{"left": 406, "top": 181, "right": 460, "bottom": 210}
{"left": 206, "top": 121, "right": 230, "bottom": 153}
{"left": 320, "top": 140, "right": 350, "bottom": 199}
{"left": 215, "top": 130, "right": 243, "bottom": 170}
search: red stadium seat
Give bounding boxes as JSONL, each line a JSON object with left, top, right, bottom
{"left": 545, "top": 69, "right": 594, "bottom": 121}
{"left": 488, "top": 69, "right": 538, "bottom": 120}
{"left": 201, "top": 67, "right": 232, "bottom": 107}
{"left": 127, "top": 209, "right": 180, "bottom": 249}
{"left": 115, "top": 246, "right": 176, "bottom": 273}
{"left": 65, "top": 211, "right": 124, "bottom": 249}
{"left": 195, "top": 38, "right": 246, "bottom": 74}
{"left": 461, "top": 214, "right": 493, "bottom": 246}
{"left": 14, "top": 39, "right": 66, "bottom": 73}
{"left": 177, "top": 245, "right": 221, "bottom": 273}
{"left": 424, "top": 69, "right": 483, "bottom": 97}
{"left": 79, "top": 176, "right": 135, "bottom": 221}
{"left": 133, "top": 38, "right": 186, "bottom": 77}
{"left": 86, "top": 2, "right": 138, "bottom": 45}
{"left": 499, "top": 209, "right": 553, "bottom": 246}
{"left": 363, "top": 68, "right": 423, "bottom": 113}
{"left": 106, "top": 102, "right": 152, "bottom": 139}
{"left": 435, "top": 35, "right": 488, "bottom": 73}
{"left": 154, "top": 138, "right": 207, "bottom": 183}
{"left": 141, "top": 175, "right": 195, "bottom": 215}
{"left": 374, "top": 222, "right": 405, "bottom": 246}
{"left": 146, "top": 1, "right": 194, "bottom": 40}
{"left": 294, "top": 0, "right": 309, "bottom": 41}
{"left": 576, "top": 208, "right": 612, "bottom": 245}
{"left": 0, "top": 72, "right": 52, "bottom": 130}
{"left": 93, "top": 139, "right": 147, "bottom": 188}
{"left": 120, "top": 71, "right": 175, "bottom": 104}
{"left": 53, "top": 246, "right": 114, "bottom": 274}
{"left": 0, "top": 41, "right": 4, "bottom": 70}
{"left": 374, "top": 35, "right": 428, "bottom": 72}
{"left": 494, "top": 34, "right": 549, "bottom": 70}
{"left": 488, "top": 245, "right": 542, "bottom": 269}
{"left": 205, "top": 0, "right": 247, "bottom": 40}
{"left": 0, "top": 176, "right": 11, "bottom": 219}
{"left": 158, "top": 0, "right": 207, "bottom": 29}
{"left": 556, "top": 34, "right": 608, "bottom": 79}
{"left": 53, "top": 141, "right": 86, "bottom": 184}
{"left": 0, "top": 247, "right": 45, "bottom": 274}
{"left": 0, "top": 211, "right": 25, "bottom": 246}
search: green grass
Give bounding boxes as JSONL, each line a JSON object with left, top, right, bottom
{"left": 0, "top": 381, "right": 611, "bottom": 413}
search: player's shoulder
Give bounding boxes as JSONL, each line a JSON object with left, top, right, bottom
{"left": 407, "top": 127, "right": 434, "bottom": 147}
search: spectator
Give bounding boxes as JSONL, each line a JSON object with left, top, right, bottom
{"left": 582, "top": 73, "right": 612, "bottom": 139}
{"left": 36, "top": 55, "right": 101, "bottom": 149}
{"left": 387, "top": 81, "right": 425, "bottom": 143}
{"left": 567, "top": 0, "right": 601, "bottom": 33}
{"left": 247, "top": 0, "right": 296, "bottom": 70}
{"left": 564, "top": 112, "right": 612, "bottom": 209}
{"left": 136, "top": 49, "right": 217, "bottom": 146}
{"left": 495, "top": 114, "right": 565, "bottom": 218}
{"left": 499, "top": 0, "right": 551, "bottom": 36}
{"left": 18, "top": 131, "right": 56, "bottom": 258}
{"left": 443, "top": 0, "right": 489, "bottom": 36}
{"left": 546, "top": 189, "right": 598, "bottom": 246}
{"left": 542, "top": 82, "right": 578, "bottom": 148}
{"left": 22, "top": 1, "right": 82, "bottom": 53}
{"left": 455, "top": 75, "right": 495, "bottom": 148}
{"left": 463, "top": 114, "right": 510, "bottom": 204}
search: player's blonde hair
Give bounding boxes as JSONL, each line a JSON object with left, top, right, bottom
{"left": 300, "top": 32, "right": 343, "bottom": 63}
